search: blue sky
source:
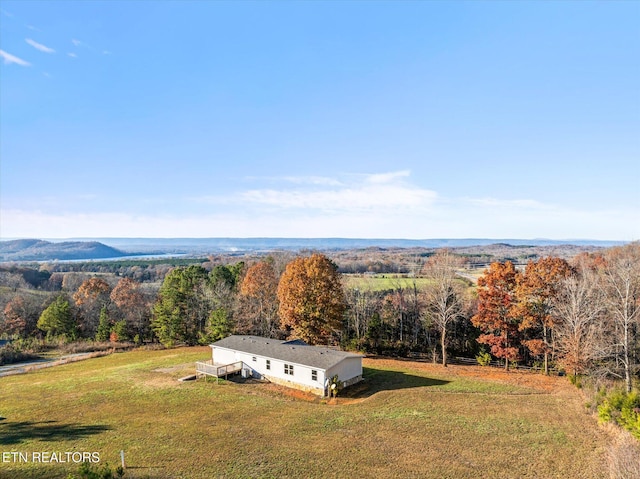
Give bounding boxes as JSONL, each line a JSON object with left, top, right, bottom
{"left": 1, "top": 1, "right": 638, "bottom": 240}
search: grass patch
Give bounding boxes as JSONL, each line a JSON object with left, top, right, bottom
{"left": 343, "top": 274, "right": 435, "bottom": 291}
{"left": 0, "top": 347, "right": 609, "bottom": 478}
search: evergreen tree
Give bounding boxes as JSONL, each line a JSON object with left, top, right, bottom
{"left": 37, "top": 295, "right": 76, "bottom": 340}
{"left": 151, "top": 265, "right": 209, "bottom": 346}
{"left": 95, "top": 306, "right": 111, "bottom": 342}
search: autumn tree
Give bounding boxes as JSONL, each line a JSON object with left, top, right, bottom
{"left": 514, "top": 257, "right": 573, "bottom": 374}
{"left": 422, "top": 251, "right": 467, "bottom": 366}
{"left": 238, "top": 260, "right": 280, "bottom": 337}
{"left": 73, "top": 277, "right": 112, "bottom": 337}
{"left": 599, "top": 242, "right": 640, "bottom": 393}
{"left": 110, "top": 277, "right": 150, "bottom": 341}
{"left": 1, "top": 295, "right": 40, "bottom": 337}
{"left": 277, "top": 254, "right": 346, "bottom": 344}
{"left": 37, "top": 295, "right": 75, "bottom": 340}
{"left": 472, "top": 261, "right": 521, "bottom": 370}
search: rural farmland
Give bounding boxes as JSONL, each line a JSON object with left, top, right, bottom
{"left": 0, "top": 347, "right": 611, "bottom": 479}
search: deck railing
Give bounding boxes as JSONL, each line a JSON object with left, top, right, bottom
{"left": 195, "top": 360, "right": 243, "bottom": 379}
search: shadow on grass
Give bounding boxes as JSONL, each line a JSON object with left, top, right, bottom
{"left": 341, "top": 366, "right": 450, "bottom": 399}
{"left": 0, "top": 420, "right": 111, "bottom": 445}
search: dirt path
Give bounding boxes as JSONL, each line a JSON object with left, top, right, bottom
{"left": 0, "top": 351, "right": 114, "bottom": 377}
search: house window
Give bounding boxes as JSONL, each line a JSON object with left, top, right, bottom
{"left": 266, "top": 360, "right": 271, "bottom": 370}
{"left": 284, "top": 364, "right": 294, "bottom": 375}
{"left": 252, "top": 356, "right": 257, "bottom": 362}
{"left": 312, "top": 370, "right": 318, "bottom": 381}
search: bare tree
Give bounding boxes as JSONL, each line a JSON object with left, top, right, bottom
{"left": 422, "top": 251, "right": 467, "bottom": 366}
{"left": 345, "top": 286, "right": 379, "bottom": 342}
{"left": 553, "top": 267, "right": 604, "bottom": 379}
{"left": 600, "top": 242, "right": 640, "bottom": 393}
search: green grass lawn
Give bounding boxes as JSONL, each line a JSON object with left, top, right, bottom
{"left": 342, "top": 273, "right": 474, "bottom": 291}
{"left": 0, "top": 347, "right": 609, "bottom": 478}
{"left": 342, "top": 274, "right": 435, "bottom": 291}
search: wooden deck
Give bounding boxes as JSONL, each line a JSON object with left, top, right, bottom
{"left": 195, "top": 360, "right": 243, "bottom": 382}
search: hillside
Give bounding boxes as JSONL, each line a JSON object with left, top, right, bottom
{"left": 0, "top": 348, "right": 612, "bottom": 479}
{"left": 0, "top": 239, "right": 133, "bottom": 262}
{"left": 86, "top": 237, "right": 623, "bottom": 254}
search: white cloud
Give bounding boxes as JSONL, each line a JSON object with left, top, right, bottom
{"left": 283, "top": 176, "right": 344, "bottom": 186}
{"left": 71, "top": 39, "right": 83, "bottom": 46}
{"left": 245, "top": 175, "right": 344, "bottom": 186}
{"left": 2, "top": 173, "right": 638, "bottom": 241}
{"left": 25, "top": 38, "right": 55, "bottom": 54}
{"left": 102, "top": 50, "right": 112, "bottom": 55}
{"left": 203, "top": 171, "right": 437, "bottom": 213}
{"left": 240, "top": 183, "right": 435, "bottom": 211}
{"left": 2, "top": 202, "right": 637, "bottom": 240}
{"left": 26, "top": 25, "right": 40, "bottom": 31}
{"left": 67, "top": 52, "right": 77, "bottom": 58}
{"left": 466, "top": 197, "right": 550, "bottom": 209}
{"left": 365, "top": 170, "right": 411, "bottom": 184}
{"left": 0, "top": 49, "right": 31, "bottom": 66}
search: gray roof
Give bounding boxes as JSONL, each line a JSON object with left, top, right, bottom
{"left": 211, "top": 335, "right": 362, "bottom": 371}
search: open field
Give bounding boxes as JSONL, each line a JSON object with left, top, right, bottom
{"left": 0, "top": 347, "right": 610, "bottom": 478}
{"left": 342, "top": 273, "right": 477, "bottom": 291}
{"left": 342, "top": 274, "right": 435, "bottom": 291}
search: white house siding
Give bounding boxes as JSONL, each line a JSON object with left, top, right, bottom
{"left": 211, "top": 346, "right": 327, "bottom": 395}
{"left": 212, "top": 347, "right": 237, "bottom": 365}
{"left": 326, "top": 357, "right": 363, "bottom": 388}
{"left": 209, "top": 336, "right": 363, "bottom": 396}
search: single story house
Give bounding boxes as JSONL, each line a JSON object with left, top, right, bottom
{"left": 204, "top": 335, "right": 363, "bottom": 396}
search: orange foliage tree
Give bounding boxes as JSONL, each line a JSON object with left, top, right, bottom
{"left": 514, "top": 257, "right": 573, "bottom": 374}
{"left": 2, "top": 296, "right": 28, "bottom": 337}
{"left": 72, "top": 277, "right": 112, "bottom": 337}
{"left": 239, "top": 260, "right": 280, "bottom": 337}
{"left": 277, "top": 254, "right": 345, "bottom": 344}
{"left": 472, "top": 261, "right": 521, "bottom": 370}
{"left": 110, "top": 277, "right": 149, "bottom": 341}
{"left": 72, "top": 277, "right": 112, "bottom": 306}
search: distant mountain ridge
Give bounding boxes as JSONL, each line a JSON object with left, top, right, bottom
{"left": 0, "top": 237, "right": 625, "bottom": 262}
{"left": 0, "top": 239, "right": 133, "bottom": 262}
{"left": 82, "top": 237, "right": 624, "bottom": 253}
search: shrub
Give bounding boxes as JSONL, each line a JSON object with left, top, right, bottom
{"left": 598, "top": 389, "right": 640, "bottom": 439}
{"left": 110, "top": 321, "right": 128, "bottom": 343}
{"left": 0, "top": 343, "right": 40, "bottom": 366}
{"left": 476, "top": 351, "right": 492, "bottom": 366}
{"left": 329, "top": 374, "right": 341, "bottom": 398}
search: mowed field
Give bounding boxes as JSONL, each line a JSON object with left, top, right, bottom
{"left": 0, "top": 347, "right": 610, "bottom": 479}
{"left": 342, "top": 274, "right": 436, "bottom": 291}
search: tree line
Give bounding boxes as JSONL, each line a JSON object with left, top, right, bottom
{"left": 1, "top": 244, "right": 638, "bottom": 391}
